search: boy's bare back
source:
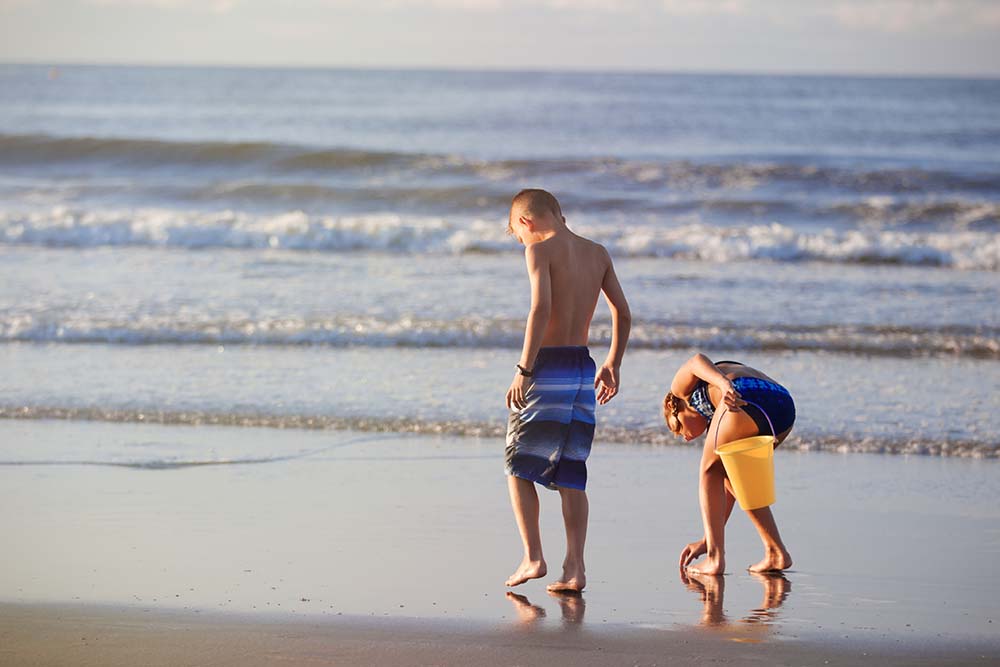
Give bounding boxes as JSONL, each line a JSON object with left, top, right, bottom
{"left": 530, "top": 233, "right": 613, "bottom": 348}
{"left": 506, "top": 188, "right": 630, "bottom": 408}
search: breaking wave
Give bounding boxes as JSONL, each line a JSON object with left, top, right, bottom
{"left": 2, "top": 207, "right": 998, "bottom": 269}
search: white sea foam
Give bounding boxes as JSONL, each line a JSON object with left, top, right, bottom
{"left": 1, "top": 207, "right": 998, "bottom": 270}
{"left": 2, "top": 312, "right": 995, "bottom": 358}
{"left": 1, "top": 405, "right": 995, "bottom": 458}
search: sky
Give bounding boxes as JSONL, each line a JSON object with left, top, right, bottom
{"left": 1, "top": 0, "right": 999, "bottom": 77}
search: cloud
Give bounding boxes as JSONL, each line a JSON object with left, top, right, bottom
{"left": 660, "top": 0, "right": 747, "bottom": 16}
{"left": 325, "top": 0, "right": 745, "bottom": 13}
{"left": 84, "top": 0, "right": 239, "bottom": 13}
{"left": 823, "top": 0, "right": 1000, "bottom": 33}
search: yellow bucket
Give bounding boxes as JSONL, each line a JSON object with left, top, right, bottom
{"left": 713, "top": 403, "right": 777, "bottom": 511}
{"left": 715, "top": 435, "right": 775, "bottom": 510}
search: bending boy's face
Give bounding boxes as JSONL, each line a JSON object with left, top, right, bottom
{"left": 666, "top": 407, "right": 708, "bottom": 441}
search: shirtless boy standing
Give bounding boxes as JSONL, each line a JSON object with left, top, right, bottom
{"left": 503, "top": 189, "right": 631, "bottom": 593}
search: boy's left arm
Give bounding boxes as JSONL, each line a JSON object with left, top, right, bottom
{"left": 506, "top": 244, "right": 551, "bottom": 410}
{"left": 596, "top": 251, "right": 631, "bottom": 405}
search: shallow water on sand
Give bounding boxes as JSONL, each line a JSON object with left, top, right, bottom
{"left": 1, "top": 341, "right": 996, "bottom": 457}
{"left": 1, "top": 421, "right": 997, "bottom": 647}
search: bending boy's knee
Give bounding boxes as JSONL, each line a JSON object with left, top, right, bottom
{"left": 699, "top": 458, "right": 725, "bottom": 478}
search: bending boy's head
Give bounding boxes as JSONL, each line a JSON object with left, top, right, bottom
{"left": 507, "top": 188, "right": 565, "bottom": 242}
{"left": 663, "top": 392, "right": 709, "bottom": 442}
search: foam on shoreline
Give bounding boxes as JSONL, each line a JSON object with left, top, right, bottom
{"left": 2, "top": 404, "right": 995, "bottom": 458}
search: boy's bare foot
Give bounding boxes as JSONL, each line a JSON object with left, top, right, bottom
{"left": 686, "top": 549, "right": 725, "bottom": 575}
{"left": 748, "top": 547, "right": 792, "bottom": 573}
{"left": 505, "top": 558, "right": 547, "bottom": 587}
{"left": 546, "top": 563, "right": 586, "bottom": 593}
{"left": 546, "top": 576, "right": 585, "bottom": 593}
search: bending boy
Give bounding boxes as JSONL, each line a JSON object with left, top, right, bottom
{"left": 503, "top": 189, "right": 631, "bottom": 593}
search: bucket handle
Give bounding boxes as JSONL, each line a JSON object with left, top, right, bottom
{"left": 712, "top": 400, "right": 776, "bottom": 452}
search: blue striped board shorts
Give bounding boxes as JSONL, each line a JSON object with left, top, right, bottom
{"left": 505, "top": 346, "right": 596, "bottom": 491}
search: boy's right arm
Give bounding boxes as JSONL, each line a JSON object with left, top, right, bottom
{"left": 596, "top": 250, "right": 631, "bottom": 404}
{"left": 506, "top": 243, "right": 552, "bottom": 410}
{"left": 670, "top": 353, "right": 743, "bottom": 410}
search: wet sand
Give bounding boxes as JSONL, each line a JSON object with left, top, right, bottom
{"left": 1, "top": 420, "right": 999, "bottom": 664}
{"left": 2, "top": 601, "right": 995, "bottom": 667}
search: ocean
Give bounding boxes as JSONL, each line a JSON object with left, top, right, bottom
{"left": 1, "top": 64, "right": 998, "bottom": 462}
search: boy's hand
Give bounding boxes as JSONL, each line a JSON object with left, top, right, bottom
{"left": 679, "top": 538, "right": 707, "bottom": 570}
{"left": 595, "top": 364, "right": 620, "bottom": 404}
{"left": 506, "top": 372, "right": 531, "bottom": 411}
{"left": 716, "top": 379, "right": 746, "bottom": 411}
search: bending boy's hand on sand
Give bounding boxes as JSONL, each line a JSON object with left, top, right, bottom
{"left": 506, "top": 373, "right": 530, "bottom": 411}
{"left": 595, "top": 364, "right": 619, "bottom": 404}
{"left": 680, "top": 539, "right": 707, "bottom": 570}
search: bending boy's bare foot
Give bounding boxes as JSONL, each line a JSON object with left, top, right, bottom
{"left": 546, "top": 562, "right": 586, "bottom": 593}
{"left": 686, "top": 549, "right": 725, "bottom": 575}
{"left": 505, "top": 558, "right": 547, "bottom": 587}
{"left": 748, "top": 547, "right": 792, "bottom": 573}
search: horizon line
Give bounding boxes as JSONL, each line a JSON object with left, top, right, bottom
{"left": 3, "top": 59, "right": 999, "bottom": 83}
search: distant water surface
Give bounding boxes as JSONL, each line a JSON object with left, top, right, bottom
{"left": 0, "top": 65, "right": 997, "bottom": 456}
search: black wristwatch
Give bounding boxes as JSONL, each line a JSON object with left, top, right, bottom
{"left": 516, "top": 364, "right": 534, "bottom": 377}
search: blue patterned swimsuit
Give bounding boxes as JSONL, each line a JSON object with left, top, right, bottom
{"left": 688, "top": 362, "right": 796, "bottom": 438}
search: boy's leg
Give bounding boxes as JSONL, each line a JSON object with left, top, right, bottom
{"left": 547, "top": 351, "right": 595, "bottom": 592}
{"left": 505, "top": 475, "right": 548, "bottom": 587}
{"left": 745, "top": 506, "right": 793, "bottom": 572}
{"left": 689, "top": 454, "right": 728, "bottom": 576}
{"left": 547, "top": 487, "right": 587, "bottom": 593}
{"left": 688, "top": 412, "right": 758, "bottom": 576}
{"left": 679, "top": 479, "right": 737, "bottom": 570}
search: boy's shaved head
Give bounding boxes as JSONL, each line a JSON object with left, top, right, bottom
{"left": 508, "top": 188, "right": 563, "bottom": 235}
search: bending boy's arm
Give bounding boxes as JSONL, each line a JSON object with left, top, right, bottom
{"left": 518, "top": 243, "right": 552, "bottom": 371}
{"left": 670, "top": 353, "right": 743, "bottom": 409}
{"left": 600, "top": 253, "right": 631, "bottom": 369}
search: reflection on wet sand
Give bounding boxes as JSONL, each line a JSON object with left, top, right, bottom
{"left": 743, "top": 572, "right": 791, "bottom": 625}
{"left": 681, "top": 571, "right": 791, "bottom": 640}
{"left": 505, "top": 591, "right": 585, "bottom": 628}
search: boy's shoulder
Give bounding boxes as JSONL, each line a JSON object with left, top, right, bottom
{"left": 576, "top": 231, "right": 610, "bottom": 252}
{"left": 527, "top": 235, "right": 611, "bottom": 276}
{"left": 575, "top": 235, "right": 612, "bottom": 266}
{"left": 524, "top": 234, "right": 611, "bottom": 263}
{"left": 529, "top": 233, "right": 608, "bottom": 255}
